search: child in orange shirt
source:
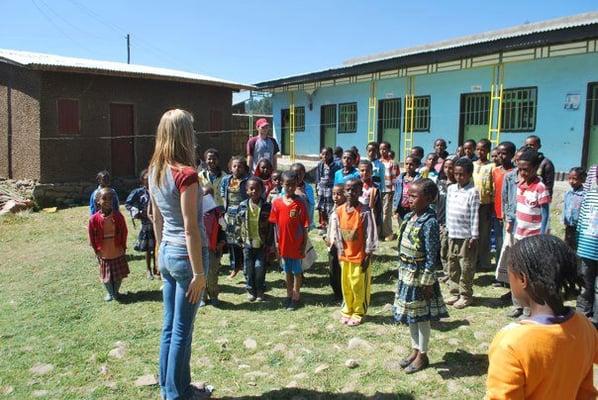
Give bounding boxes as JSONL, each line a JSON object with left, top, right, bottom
{"left": 88, "top": 187, "right": 130, "bottom": 301}
{"left": 329, "top": 178, "right": 378, "bottom": 325}
{"left": 486, "top": 235, "right": 597, "bottom": 400}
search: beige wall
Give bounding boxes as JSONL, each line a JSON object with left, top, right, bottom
{"left": 0, "top": 63, "right": 41, "bottom": 180}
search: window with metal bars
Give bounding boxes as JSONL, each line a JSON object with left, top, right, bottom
{"left": 339, "top": 102, "right": 357, "bottom": 133}
{"left": 591, "top": 86, "right": 598, "bottom": 126}
{"left": 294, "top": 106, "right": 305, "bottom": 132}
{"left": 501, "top": 87, "right": 537, "bottom": 132}
{"left": 405, "top": 96, "right": 430, "bottom": 132}
{"left": 463, "top": 93, "right": 490, "bottom": 126}
{"left": 380, "top": 98, "right": 401, "bottom": 129}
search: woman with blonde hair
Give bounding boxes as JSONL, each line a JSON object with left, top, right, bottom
{"left": 149, "top": 109, "right": 211, "bottom": 399}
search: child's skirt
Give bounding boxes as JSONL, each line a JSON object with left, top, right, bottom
{"left": 99, "top": 255, "right": 130, "bottom": 283}
{"left": 134, "top": 222, "right": 155, "bottom": 252}
{"left": 393, "top": 256, "right": 448, "bottom": 324}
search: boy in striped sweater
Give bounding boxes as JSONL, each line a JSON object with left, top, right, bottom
{"left": 446, "top": 157, "right": 480, "bottom": 309}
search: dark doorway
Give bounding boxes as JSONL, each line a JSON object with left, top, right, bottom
{"left": 110, "top": 103, "right": 135, "bottom": 177}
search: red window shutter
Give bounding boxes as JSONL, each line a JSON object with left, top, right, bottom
{"left": 209, "top": 110, "right": 223, "bottom": 133}
{"left": 57, "top": 99, "right": 80, "bottom": 134}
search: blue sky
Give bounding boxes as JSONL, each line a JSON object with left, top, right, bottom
{"left": 1, "top": 0, "right": 596, "bottom": 101}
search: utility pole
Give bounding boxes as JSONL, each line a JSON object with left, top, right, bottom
{"left": 126, "top": 34, "right": 130, "bottom": 64}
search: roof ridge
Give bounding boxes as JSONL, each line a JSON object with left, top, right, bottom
{"left": 343, "top": 11, "right": 598, "bottom": 67}
{"left": 0, "top": 48, "right": 254, "bottom": 90}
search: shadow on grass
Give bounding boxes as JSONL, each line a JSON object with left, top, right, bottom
{"left": 218, "top": 388, "right": 415, "bottom": 400}
{"left": 431, "top": 319, "right": 470, "bottom": 332}
{"left": 474, "top": 296, "right": 510, "bottom": 309}
{"left": 126, "top": 253, "right": 146, "bottom": 261}
{"left": 370, "top": 290, "right": 395, "bottom": 307}
{"left": 434, "top": 349, "right": 488, "bottom": 380}
{"left": 118, "top": 290, "right": 162, "bottom": 303}
{"left": 214, "top": 297, "right": 289, "bottom": 311}
{"left": 473, "top": 273, "right": 497, "bottom": 287}
{"left": 371, "top": 268, "right": 396, "bottom": 285}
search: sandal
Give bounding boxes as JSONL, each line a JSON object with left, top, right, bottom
{"left": 340, "top": 316, "right": 350, "bottom": 324}
{"left": 346, "top": 318, "right": 361, "bottom": 326}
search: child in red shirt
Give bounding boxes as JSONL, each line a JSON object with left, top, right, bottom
{"left": 269, "top": 171, "right": 308, "bottom": 311}
{"left": 88, "top": 187, "right": 129, "bottom": 301}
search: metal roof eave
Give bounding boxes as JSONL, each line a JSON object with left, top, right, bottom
{"left": 255, "top": 24, "right": 598, "bottom": 90}
{"left": 28, "top": 64, "right": 256, "bottom": 92}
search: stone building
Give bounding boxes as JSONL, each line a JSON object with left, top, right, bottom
{"left": 0, "top": 49, "right": 252, "bottom": 204}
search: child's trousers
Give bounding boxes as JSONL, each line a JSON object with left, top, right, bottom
{"left": 229, "top": 244, "right": 243, "bottom": 272}
{"left": 205, "top": 250, "right": 221, "bottom": 300}
{"left": 577, "top": 257, "right": 598, "bottom": 324}
{"left": 440, "top": 225, "right": 449, "bottom": 273}
{"left": 448, "top": 238, "right": 478, "bottom": 298}
{"left": 328, "top": 246, "right": 342, "bottom": 300}
{"left": 340, "top": 260, "right": 371, "bottom": 322}
{"left": 477, "top": 204, "right": 492, "bottom": 269}
{"left": 409, "top": 321, "right": 431, "bottom": 353}
{"left": 381, "top": 192, "right": 395, "bottom": 238}
{"left": 243, "top": 247, "right": 266, "bottom": 295}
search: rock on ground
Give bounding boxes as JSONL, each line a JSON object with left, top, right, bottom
{"left": 314, "top": 364, "right": 330, "bottom": 374}
{"left": 345, "top": 359, "right": 359, "bottom": 369}
{"left": 30, "top": 363, "right": 54, "bottom": 376}
{"left": 347, "top": 337, "right": 373, "bottom": 351}
{"left": 243, "top": 338, "right": 257, "bottom": 350}
{"left": 134, "top": 374, "right": 158, "bottom": 387}
{"left": 108, "top": 341, "right": 127, "bottom": 359}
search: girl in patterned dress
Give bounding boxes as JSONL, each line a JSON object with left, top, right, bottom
{"left": 125, "top": 169, "right": 158, "bottom": 279}
{"left": 89, "top": 187, "right": 130, "bottom": 301}
{"left": 316, "top": 147, "right": 340, "bottom": 230}
{"left": 393, "top": 178, "right": 448, "bottom": 373}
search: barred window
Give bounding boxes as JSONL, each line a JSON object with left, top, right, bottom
{"left": 339, "top": 102, "right": 357, "bottom": 133}
{"left": 380, "top": 98, "right": 401, "bottom": 130}
{"left": 501, "top": 87, "right": 537, "bottom": 132}
{"left": 405, "top": 96, "right": 430, "bottom": 132}
{"left": 294, "top": 106, "right": 305, "bottom": 132}
{"left": 463, "top": 93, "right": 490, "bottom": 126}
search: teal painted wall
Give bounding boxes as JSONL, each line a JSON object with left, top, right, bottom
{"left": 271, "top": 52, "right": 598, "bottom": 171}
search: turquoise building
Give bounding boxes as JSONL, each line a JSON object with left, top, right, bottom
{"left": 256, "top": 13, "right": 598, "bottom": 172}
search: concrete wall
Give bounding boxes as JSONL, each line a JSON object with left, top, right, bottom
{"left": 271, "top": 52, "right": 598, "bottom": 171}
{"left": 38, "top": 71, "right": 234, "bottom": 183}
{"left": 0, "top": 63, "right": 41, "bottom": 180}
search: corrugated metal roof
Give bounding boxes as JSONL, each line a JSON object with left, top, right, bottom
{"left": 343, "top": 11, "right": 598, "bottom": 66}
{"left": 256, "top": 11, "right": 598, "bottom": 87}
{"left": 0, "top": 48, "right": 254, "bottom": 91}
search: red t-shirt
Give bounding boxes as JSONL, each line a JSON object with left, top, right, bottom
{"left": 269, "top": 196, "right": 308, "bottom": 259}
{"left": 171, "top": 166, "right": 198, "bottom": 193}
{"left": 492, "top": 166, "right": 512, "bottom": 220}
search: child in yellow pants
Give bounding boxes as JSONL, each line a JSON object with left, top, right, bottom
{"left": 330, "top": 178, "right": 378, "bottom": 325}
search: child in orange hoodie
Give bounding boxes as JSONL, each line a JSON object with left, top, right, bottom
{"left": 486, "top": 235, "right": 597, "bottom": 399}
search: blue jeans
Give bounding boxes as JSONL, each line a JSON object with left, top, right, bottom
{"left": 158, "top": 243, "right": 209, "bottom": 400}
{"left": 243, "top": 247, "right": 266, "bottom": 295}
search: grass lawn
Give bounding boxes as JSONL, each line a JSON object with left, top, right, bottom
{"left": 0, "top": 205, "right": 568, "bottom": 399}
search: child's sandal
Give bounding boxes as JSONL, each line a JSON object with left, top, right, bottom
{"left": 347, "top": 318, "right": 361, "bottom": 326}
{"left": 340, "top": 316, "right": 350, "bottom": 324}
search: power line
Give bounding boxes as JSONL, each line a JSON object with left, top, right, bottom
{"left": 66, "top": 0, "right": 191, "bottom": 68}
{"left": 30, "top": 0, "right": 94, "bottom": 54}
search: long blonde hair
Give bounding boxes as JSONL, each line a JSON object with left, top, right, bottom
{"left": 149, "top": 109, "right": 196, "bottom": 187}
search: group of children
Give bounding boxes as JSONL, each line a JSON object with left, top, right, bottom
{"left": 84, "top": 135, "right": 598, "bottom": 385}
